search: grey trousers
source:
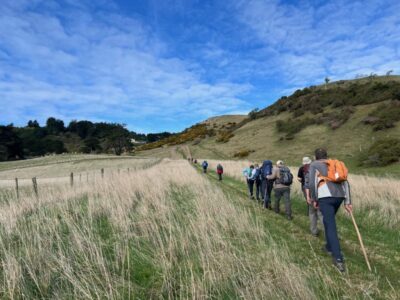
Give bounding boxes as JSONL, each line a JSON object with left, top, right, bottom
{"left": 308, "top": 205, "right": 323, "bottom": 235}
{"left": 274, "top": 187, "right": 291, "bottom": 217}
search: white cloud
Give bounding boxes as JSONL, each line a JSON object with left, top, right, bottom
{"left": 0, "top": 0, "right": 252, "bottom": 132}
{"left": 236, "top": 0, "right": 400, "bottom": 89}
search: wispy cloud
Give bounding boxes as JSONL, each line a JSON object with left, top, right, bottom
{"left": 236, "top": 0, "right": 400, "bottom": 88}
{"left": 0, "top": 0, "right": 252, "bottom": 132}
{"left": 1, "top": 0, "right": 399, "bottom": 132}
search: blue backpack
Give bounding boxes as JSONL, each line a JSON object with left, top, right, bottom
{"left": 261, "top": 160, "right": 273, "bottom": 178}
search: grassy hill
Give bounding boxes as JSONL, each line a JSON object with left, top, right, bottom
{"left": 136, "top": 76, "right": 400, "bottom": 175}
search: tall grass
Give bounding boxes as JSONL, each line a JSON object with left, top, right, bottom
{"left": 0, "top": 158, "right": 398, "bottom": 298}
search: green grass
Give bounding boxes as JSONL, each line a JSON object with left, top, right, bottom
{"left": 193, "top": 164, "right": 400, "bottom": 299}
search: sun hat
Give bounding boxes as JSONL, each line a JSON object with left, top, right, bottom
{"left": 302, "top": 156, "right": 312, "bottom": 165}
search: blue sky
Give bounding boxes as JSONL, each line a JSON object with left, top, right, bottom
{"left": 1, "top": 0, "right": 399, "bottom": 133}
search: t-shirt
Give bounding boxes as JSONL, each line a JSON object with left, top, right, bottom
{"left": 297, "top": 165, "right": 309, "bottom": 186}
{"left": 298, "top": 166, "right": 305, "bottom": 186}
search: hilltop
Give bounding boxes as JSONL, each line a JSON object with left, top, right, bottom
{"left": 137, "top": 75, "right": 400, "bottom": 174}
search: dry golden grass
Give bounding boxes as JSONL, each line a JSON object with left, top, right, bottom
{"left": 0, "top": 159, "right": 340, "bottom": 298}
{"left": 0, "top": 156, "right": 398, "bottom": 298}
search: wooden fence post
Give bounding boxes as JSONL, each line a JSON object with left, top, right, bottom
{"left": 32, "top": 177, "right": 38, "bottom": 198}
{"left": 79, "top": 174, "right": 82, "bottom": 182}
{"left": 15, "top": 178, "right": 19, "bottom": 199}
{"left": 127, "top": 168, "right": 130, "bottom": 173}
{"left": 70, "top": 172, "right": 74, "bottom": 187}
{"left": 101, "top": 168, "right": 104, "bottom": 179}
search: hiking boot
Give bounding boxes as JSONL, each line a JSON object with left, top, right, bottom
{"left": 333, "top": 258, "right": 346, "bottom": 273}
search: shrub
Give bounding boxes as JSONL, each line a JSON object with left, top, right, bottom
{"left": 216, "top": 131, "right": 234, "bottom": 143}
{"left": 365, "top": 100, "right": 400, "bottom": 131}
{"left": 233, "top": 149, "right": 254, "bottom": 158}
{"left": 359, "top": 138, "right": 400, "bottom": 167}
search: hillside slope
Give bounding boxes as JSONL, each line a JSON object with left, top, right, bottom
{"left": 136, "top": 76, "right": 400, "bottom": 174}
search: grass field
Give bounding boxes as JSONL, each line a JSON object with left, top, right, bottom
{"left": 0, "top": 155, "right": 399, "bottom": 299}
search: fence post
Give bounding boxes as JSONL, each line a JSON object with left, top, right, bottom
{"left": 79, "top": 173, "right": 82, "bottom": 182}
{"left": 101, "top": 168, "right": 104, "bottom": 179}
{"left": 15, "top": 178, "right": 19, "bottom": 199}
{"left": 70, "top": 172, "right": 74, "bottom": 187}
{"left": 127, "top": 167, "right": 130, "bottom": 173}
{"left": 87, "top": 172, "right": 89, "bottom": 183}
{"left": 32, "top": 177, "right": 38, "bottom": 198}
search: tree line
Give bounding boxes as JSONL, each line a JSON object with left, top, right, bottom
{"left": 0, "top": 118, "right": 172, "bottom": 161}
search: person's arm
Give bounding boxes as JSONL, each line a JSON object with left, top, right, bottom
{"left": 308, "top": 164, "right": 317, "bottom": 202}
{"left": 297, "top": 167, "right": 303, "bottom": 182}
{"left": 267, "top": 168, "right": 276, "bottom": 180}
{"left": 343, "top": 181, "right": 352, "bottom": 213}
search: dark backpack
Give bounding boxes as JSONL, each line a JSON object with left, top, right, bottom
{"left": 261, "top": 160, "right": 273, "bottom": 177}
{"left": 278, "top": 166, "right": 293, "bottom": 186}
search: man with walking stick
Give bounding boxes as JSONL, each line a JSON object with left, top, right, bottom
{"left": 306, "top": 148, "right": 352, "bottom": 273}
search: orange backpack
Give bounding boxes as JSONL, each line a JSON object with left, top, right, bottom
{"left": 318, "top": 159, "right": 348, "bottom": 184}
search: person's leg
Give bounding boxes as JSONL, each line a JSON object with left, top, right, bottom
{"left": 256, "top": 180, "right": 261, "bottom": 200}
{"left": 319, "top": 198, "right": 343, "bottom": 261}
{"left": 284, "top": 189, "right": 292, "bottom": 218}
{"left": 268, "top": 180, "right": 274, "bottom": 209}
{"left": 250, "top": 180, "right": 255, "bottom": 198}
{"left": 309, "top": 206, "right": 319, "bottom": 236}
{"left": 274, "top": 189, "right": 281, "bottom": 213}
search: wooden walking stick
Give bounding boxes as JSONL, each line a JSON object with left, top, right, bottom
{"left": 349, "top": 211, "right": 372, "bottom": 271}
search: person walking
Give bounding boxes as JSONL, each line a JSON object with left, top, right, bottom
{"left": 298, "top": 157, "right": 322, "bottom": 237}
{"left": 243, "top": 165, "right": 255, "bottom": 199}
{"left": 267, "top": 160, "right": 293, "bottom": 220}
{"left": 305, "top": 148, "right": 352, "bottom": 273}
{"left": 202, "top": 160, "right": 208, "bottom": 173}
{"left": 253, "top": 164, "right": 263, "bottom": 201}
{"left": 216, "top": 163, "right": 224, "bottom": 181}
{"left": 260, "top": 160, "right": 274, "bottom": 209}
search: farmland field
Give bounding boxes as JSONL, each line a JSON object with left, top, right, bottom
{"left": 0, "top": 155, "right": 399, "bottom": 299}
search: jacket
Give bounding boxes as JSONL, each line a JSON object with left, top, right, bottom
{"left": 267, "top": 166, "right": 290, "bottom": 189}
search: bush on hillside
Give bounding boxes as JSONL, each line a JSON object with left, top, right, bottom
{"left": 363, "top": 100, "right": 400, "bottom": 130}
{"left": 216, "top": 131, "right": 234, "bottom": 143}
{"left": 359, "top": 138, "right": 400, "bottom": 167}
{"left": 233, "top": 149, "right": 254, "bottom": 158}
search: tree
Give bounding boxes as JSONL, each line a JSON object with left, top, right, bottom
{"left": 27, "top": 120, "right": 40, "bottom": 128}
{"left": 105, "top": 127, "right": 132, "bottom": 155}
{"left": 386, "top": 70, "right": 393, "bottom": 76}
{"left": 324, "top": 77, "right": 330, "bottom": 89}
{"left": 68, "top": 120, "right": 94, "bottom": 139}
{"left": 248, "top": 108, "right": 259, "bottom": 120}
{"left": 46, "top": 117, "right": 65, "bottom": 134}
{"left": 84, "top": 137, "right": 102, "bottom": 153}
{"left": 0, "top": 125, "right": 23, "bottom": 161}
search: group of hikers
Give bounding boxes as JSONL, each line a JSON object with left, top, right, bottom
{"left": 195, "top": 148, "right": 353, "bottom": 273}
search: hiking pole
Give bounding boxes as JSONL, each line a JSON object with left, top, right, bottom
{"left": 349, "top": 211, "right": 372, "bottom": 271}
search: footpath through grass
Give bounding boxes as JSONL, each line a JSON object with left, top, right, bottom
{"left": 194, "top": 164, "right": 400, "bottom": 299}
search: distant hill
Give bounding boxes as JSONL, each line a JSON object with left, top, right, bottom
{"left": 137, "top": 75, "right": 400, "bottom": 174}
